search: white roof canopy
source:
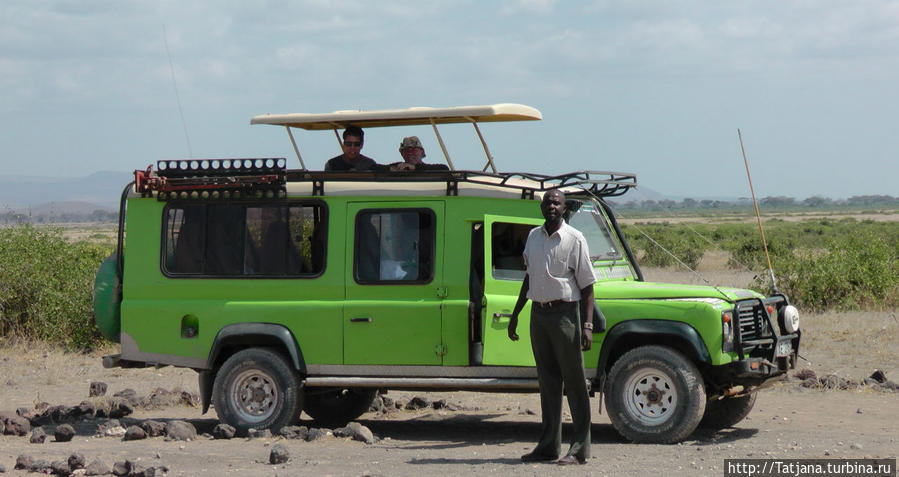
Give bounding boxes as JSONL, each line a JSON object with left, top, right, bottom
{"left": 250, "top": 103, "right": 542, "bottom": 172}
{"left": 250, "top": 103, "right": 542, "bottom": 130}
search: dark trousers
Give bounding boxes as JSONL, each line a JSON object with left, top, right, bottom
{"left": 529, "top": 301, "right": 591, "bottom": 460}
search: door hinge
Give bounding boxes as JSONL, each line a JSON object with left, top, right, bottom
{"left": 434, "top": 344, "right": 448, "bottom": 357}
{"left": 436, "top": 287, "right": 448, "bottom": 299}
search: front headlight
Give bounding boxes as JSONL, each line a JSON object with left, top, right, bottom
{"left": 722, "top": 311, "right": 734, "bottom": 351}
{"left": 782, "top": 305, "right": 800, "bottom": 333}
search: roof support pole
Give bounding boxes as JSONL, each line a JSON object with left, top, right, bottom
{"left": 430, "top": 119, "right": 456, "bottom": 171}
{"left": 285, "top": 126, "right": 308, "bottom": 170}
{"left": 469, "top": 119, "right": 497, "bottom": 173}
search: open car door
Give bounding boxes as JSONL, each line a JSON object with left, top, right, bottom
{"left": 480, "top": 215, "right": 543, "bottom": 366}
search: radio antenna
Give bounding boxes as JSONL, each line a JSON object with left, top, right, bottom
{"left": 163, "top": 24, "right": 193, "bottom": 158}
{"left": 738, "top": 129, "right": 777, "bottom": 293}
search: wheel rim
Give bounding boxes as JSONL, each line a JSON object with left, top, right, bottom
{"left": 622, "top": 367, "right": 678, "bottom": 425}
{"left": 229, "top": 368, "right": 279, "bottom": 424}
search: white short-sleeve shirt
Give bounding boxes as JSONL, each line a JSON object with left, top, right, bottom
{"left": 523, "top": 221, "right": 597, "bottom": 303}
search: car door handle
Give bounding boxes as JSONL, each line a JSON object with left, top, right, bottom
{"left": 492, "top": 312, "right": 512, "bottom": 323}
{"left": 350, "top": 317, "right": 373, "bottom": 323}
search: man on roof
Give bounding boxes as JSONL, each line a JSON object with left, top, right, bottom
{"left": 325, "top": 125, "right": 387, "bottom": 171}
{"left": 394, "top": 136, "right": 449, "bottom": 171}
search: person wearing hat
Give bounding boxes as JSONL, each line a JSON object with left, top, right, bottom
{"left": 393, "top": 136, "right": 449, "bottom": 171}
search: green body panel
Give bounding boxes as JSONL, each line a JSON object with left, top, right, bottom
{"left": 115, "top": 191, "right": 752, "bottom": 372}
{"left": 92, "top": 253, "right": 121, "bottom": 341}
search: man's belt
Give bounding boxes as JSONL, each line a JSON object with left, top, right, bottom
{"left": 532, "top": 299, "right": 575, "bottom": 309}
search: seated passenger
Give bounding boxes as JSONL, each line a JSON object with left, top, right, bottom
{"left": 325, "top": 125, "right": 388, "bottom": 171}
{"left": 390, "top": 136, "right": 449, "bottom": 171}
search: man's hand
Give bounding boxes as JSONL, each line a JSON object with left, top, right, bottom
{"left": 508, "top": 314, "right": 519, "bottom": 341}
{"left": 581, "top": 327, "right": 592, "bottom": 351}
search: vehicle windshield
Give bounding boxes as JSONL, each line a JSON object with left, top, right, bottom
{"left": 567, "top": 199, "right": 622, "bottom": 262}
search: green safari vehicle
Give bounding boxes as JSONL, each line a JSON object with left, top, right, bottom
{"left": 93, "top": 104, "right": 801, "bottom": 443}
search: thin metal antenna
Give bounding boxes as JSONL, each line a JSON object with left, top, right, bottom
{"left": 163, "top": 24, "right": 193, "bottom": 158}
{"left": 738, "top": 129, "right": 777, "bottom": 293}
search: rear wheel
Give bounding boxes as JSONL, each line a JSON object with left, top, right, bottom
{"left": 212, "top": 348, "right": 302, "bottom": 433}
{"left": 700, "top": 393, "right": 757, "bottom": 430}
{"left": 303, "top": 387, "right": 377, "bottom": 426}
{"left": 605, "top": 345, "right": 706, "bottom": 443}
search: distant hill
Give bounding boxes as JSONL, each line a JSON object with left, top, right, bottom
{"left": 0, "top": 171, "right": 130, "bottom": 211}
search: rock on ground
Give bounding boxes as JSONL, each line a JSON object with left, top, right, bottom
{"left": 140, "top": 420, "right": 166, "bottom": 437}
{"left": 334, "top": 422, "right": 375, "bottom": 444}
{"left": 165, "top": 420, "right": 197, "bottom": 441}
{"left": 29, "top": 426, "right": 47, "bottom": 443}
{"left": 212, "top": 423, "right": 236, "bottom": 440}
{"left": 279, "top": 425, "right": 308, "bottom": 440}
{"left": 68, "top": 453, "right": 86, "bottom": 470}
{"left": 123, "top": 425, "right": 148, "bottom": 441}
{"left": 84, "top": 459, "right": 111, "bottom": 476}
{"left": 269, "top": 443, "right": 290, "bottom": 464}
{"left": 54, "top": 424, "right": 76, "bottom": 442}
{"left": 0, "top": 411, "right": 31, "bottom": 436}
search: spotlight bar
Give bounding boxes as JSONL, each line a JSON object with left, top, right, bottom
{"left": 134, "top": 158, "right": 288, "bottom": 201}
{"left": 156, "top": 158, "right": 287, "bottom": 178}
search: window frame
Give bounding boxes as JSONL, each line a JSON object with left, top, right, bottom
{"left": 352, "top": 207, "right": 437, "bottom": 285}
{"left": 160, "top": 199, "right": 328, "bottom": 279}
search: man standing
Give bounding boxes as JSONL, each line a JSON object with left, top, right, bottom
{"left": 508, "top": 189, "right": 596, "bottom": 465}
{"left": 324, "top": 125, "right": 385, "bottom": 171}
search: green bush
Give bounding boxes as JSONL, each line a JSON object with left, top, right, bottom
{"left": 0, "top": 225, "right": 113, "bottom": 349}
{"left": 769, "top": 230, "right": 899, "bottom": 312}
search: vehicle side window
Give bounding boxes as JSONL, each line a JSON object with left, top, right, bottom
{"left": 354, "top": 209, "right": 435, "bottom": 283}
{"left": 163, "top": 202, "right": 326, "bottom": 277}
{"left": 491, "top": 222, "right": 531, "bottom": 280}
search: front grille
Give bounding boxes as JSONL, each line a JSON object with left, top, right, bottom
{"left": 737, "top": 305, "right": 767, "bottom": 342}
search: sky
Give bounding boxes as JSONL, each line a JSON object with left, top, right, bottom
{"left": 2, "top": 1, "right": 898, "bottom": 200}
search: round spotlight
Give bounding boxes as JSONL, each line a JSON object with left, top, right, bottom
{"left": 179, "top": 161, "right": 188, "bottom": 170}
{"left": 223, "top": 191, "right": 231, "bottom": 199}
{"left": 169, "top": 191, "right": 178, "bottom": 200}
{"left": 222, "top": 160, "right": 231, "bottom": 169}
{"left": 265, "top": 159, "right": 274, "bottom": 168}
{"left": 277, "top": 159, "right": 286, "bottom": 168}
{"left": 211, "top": 161, "right": 220, "bottom": 169}
{"left": 255, "top": 159, "right": 264, "bottom": 168}
{"left": 158, "top": 162, "right": 168, "bottom": 171}
{"left": 190, "top": 160, "right": 199, "bottom": 170}
{"left": 201, "top": 191, "right": 209, "bottom": 199}
{"left": 200, "top": 160, "right": 209, "bottom": 170}
{"left": 179, "top": 191, "right": 188, "bottom": 199}
{"left": 211, "top": 191, "right": 220, "bottom": 199}
{"left": 243, "top": 159, "right": 253, "bottom": 169}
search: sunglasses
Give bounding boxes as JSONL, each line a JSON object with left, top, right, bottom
{"left": 344, "top": 141, "right": 362, "bottom": 147}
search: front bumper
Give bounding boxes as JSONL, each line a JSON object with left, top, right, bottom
{"left": 723, "top": 295, "right": 801, "bottom": 384}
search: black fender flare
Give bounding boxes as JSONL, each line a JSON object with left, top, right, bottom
{"left": 199, "top": 323, "right": 305, "bottom": 414}
{"left": 594, "top": 319, "right": 711, "bottom": 387}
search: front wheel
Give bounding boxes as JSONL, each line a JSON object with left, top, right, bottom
{"left": 303, "top": 388, "right": 377, "bottom": 426}
{"left": 605, "top": 345, "right": 706, "bottom": 443}
{"left": 700, "top": 393, "right": 757, "bottom": 430}
{"left": 212, "top": 348, "right": 303, "bottom": 433}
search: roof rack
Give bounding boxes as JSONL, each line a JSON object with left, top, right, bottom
{"left": 284, "top": 170, "right": 635, "bottom": 199}
{"left": 133, "top": 159, "right": 636, "bottom": 200}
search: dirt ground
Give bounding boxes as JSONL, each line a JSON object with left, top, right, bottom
{"left": 1, "top": 265, "right": 897, "bottom": 476}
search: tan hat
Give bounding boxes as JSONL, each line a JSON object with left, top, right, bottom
{"left": 399, "top": 136, "right": 425, "bottom": 156}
